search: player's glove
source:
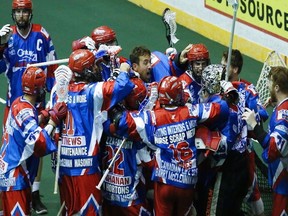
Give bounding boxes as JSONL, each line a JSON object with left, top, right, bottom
{"left": 49, "top": 102, "right": 68, "bottom": 126}
{"left": 39, "top": 108, "right": 50, "bottom": 125}
{"left": 165, "top": 47, "right": 177, "bottom": 59}
{"left": 108, "top": 104, "right": 126, "bottom": 133}
{"left": 0, "top": 24, "right": 12, "bottom": 45}
{"left": 108, "top": 68, "right": 121, "bottom": 81}
{"left": 220, "top": 80, "right": 239, "bottom": 105}
{"left": 79, "top": 36, "right": 96, "bottom": 51}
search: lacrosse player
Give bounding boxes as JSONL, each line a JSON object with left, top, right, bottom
{"left": 71, "top": 25, "right": 129, "bottom": 82}
{"left": 178, "top": 43, "right": 211, "bottom": 104}
{"left": 194, "top": 64, "right": 250, "bottom": 216}
{"left": 101, "top": 77, "right": 154, "bottom": 216}
{"left": 243, "top": 66, "right": 288, "bottom": 216}
{"left": 106, "top": 75, "right": 229, "bottom": 216}
{"left": 0, "top": 0, "right": 58, "bottom": 213}
{"left": 222, "top": 49, "right": 268, "bottom": 216}
{"left": 50, "top": 49, "right": 134, "bottom": 215}
{"left": 0, "top": 66, "right": 67, "bottom": 216}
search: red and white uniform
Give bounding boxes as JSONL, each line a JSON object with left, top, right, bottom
{"left": 0, "top": 96, "right": 57, "bottom": 215}
{"left": 111, "top": 101, "right": 228, "bottom": 216}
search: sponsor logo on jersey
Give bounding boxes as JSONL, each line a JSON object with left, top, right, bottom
{"left": 62, "top": 136, "right": 86, "bottom": 146}
{"left": 17, "top": 49, "right": 38, "bottom": 62}
{"left": 278, "top": 109, "right": 288, "bottom": 121}
{"left": 0, "top": 158, "right": 8, "bottom": 174}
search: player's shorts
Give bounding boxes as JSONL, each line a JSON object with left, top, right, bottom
{"left": 2, "top": 187, "right": 32, "bottom": 216}
{"left": 59, "top": 173, "right": 102, "bottom": 216}
{"left": 153, "top": 182, "right": 195, "bottom": 216}
{"left": 103, "top": 200, "right": 152, "bottom": 216}
{"left": 272, "top": 192, "right": 288, "bottom": 216}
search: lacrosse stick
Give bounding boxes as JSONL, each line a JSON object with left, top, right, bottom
{"left": 162, "top": 8, "right": 179, "bottom": 48}
{"left": 53, "top": 65, "right": 73, "bottom": 194}
{"left": 96, "top": 138, "right": 127, "bottom": 190}
{"left": 57, "top": 201, "right": 65, "bottom": 216}
{"left": 225, "top": 0, "right": 239, "bottom": 81}
{"left": 255, "top": 50, "right": 286, "bottom": 105}
{"left": 108, "top": 45, "right": 122, "bottom": 74}
{"left": 27, "top": 58, "right": 69, "bottom": 68}
{"left": 0, "top": 97, "right": 5, "bottom": 104}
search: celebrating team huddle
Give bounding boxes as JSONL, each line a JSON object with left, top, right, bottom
{"left": 0, "top": 0, "right": 288, "bottom": 216}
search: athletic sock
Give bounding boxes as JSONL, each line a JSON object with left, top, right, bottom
{"left": 32, "top": 181, "right": 40, "bottom": 192}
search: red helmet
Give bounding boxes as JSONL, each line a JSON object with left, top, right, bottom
{"left": 187, "top": 44, "right": 209, "bottom": 62}
{"left": 158, "top": 76, "right": 184, "bottom": 106}
{"left": 22, "top": 66, "right": 46, "bottom": 95}
{"left": 91, "top": 26, "right": 117, "bottom": 46}
{"left": 12, "top": 0, "right": 33, "bottom": 10}
{"left": 68, "top": 49, "right": 95, "bottom": 74}
{"left": 125, "top": 77, "right": 147, "bottom": 110}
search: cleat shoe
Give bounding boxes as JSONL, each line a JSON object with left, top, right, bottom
{"left": 32, "top": 191, "right": 48, "bottom": 215}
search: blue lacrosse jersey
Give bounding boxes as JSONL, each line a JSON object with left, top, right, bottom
{"left": 0, "top": 97, "right": 57, "bottom": 191}
{"left": 150, "top": 51, "right": 185, "bottom": 82}
{"left": 50, "top": 72, "right": 134, "bottom": 177}
{"left": 0, "top": 24, "right": 57, "bottom": 106}
{"left": 179, "top": 71, "right": 202, "bottom": 105}
{"left": 101, "top": 135, "right": 153, "bottom": 207}
{"left": 260, "top": 98, "right": 288, "bottom": 195}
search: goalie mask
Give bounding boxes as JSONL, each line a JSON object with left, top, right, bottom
{"left": 158, "top": 76, "right": 184, "bottom": 106}
{"left": 91, "top": 26, "right": 117, "bottom": 48}
{"left": 68, "top": 49, "right": 102, "bottom": 82}
{"left": 201, "top": 64, "right": 225, "bottom": 95}
{"left": 124, "top": 77, "right": 147, "bottom": 110}
{"left": 22, "top": 66, "right": 46, "bottom": 102}
{"left": 12, "top": 0, "right": 33, "bottom": 30}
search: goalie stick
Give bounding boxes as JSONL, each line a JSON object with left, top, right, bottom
{"left": 225, "top": 0, "right": 239, "bottom": 81}
{"left": 53, "top": 65, "right": 73, "bottom": 194}
{"left": 256, "top": 50, "right": 286, "bottom": 105}
{"left": 162, "top": 8, "right": 179, "bottom": 48}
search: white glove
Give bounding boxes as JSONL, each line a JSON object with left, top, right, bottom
{"left": 242, "top": 108, "right": 257, "bottom": 130}
{"left": 79, "top": 36, "right": 95, "bottom": 50}
{"left": 220, "top": 80, "right": 235, "bottom": 93}
{"left": 97, "top": 44, "right": 109, "bottom": 52}
{"left": 0, "top": 24, "right": 12, "bottom": 45}
{"left": 107, "top": 45, "right": 122, "bottom": 55}
{"left": 165, "top": 47, "right": 177, "bottom": 58}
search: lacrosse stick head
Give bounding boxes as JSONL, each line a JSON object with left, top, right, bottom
{"left": 162, "top": 8, "right": 179, "bottom": 47}
{"left": 54, "top": 65, "right": 73, "bottom": 103}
